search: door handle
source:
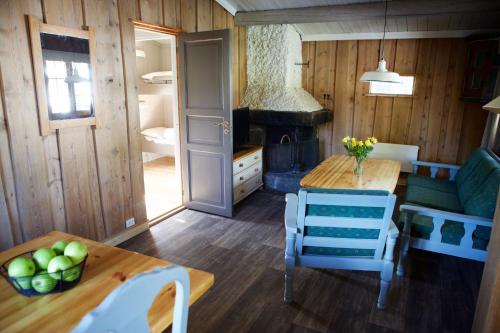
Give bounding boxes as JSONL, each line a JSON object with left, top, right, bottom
{"left": 214, "top": 120, "right": 230, "bottom": 135}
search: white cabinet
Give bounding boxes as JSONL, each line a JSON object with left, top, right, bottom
{"left": 233, "top": 146, "right": 263, "bottom": 204}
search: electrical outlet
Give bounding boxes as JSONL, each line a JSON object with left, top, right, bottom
{"left": 125, "top": 218, "right": 136, "bottom": 229}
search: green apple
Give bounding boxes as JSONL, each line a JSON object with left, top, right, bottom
{"left": 64, "top": 241, "right": 88, "bottom": 264}
{"left": 31, "top": 271, "right": 57, "bottom": 293}
{"left": 8, "top": 257, "right": 36, "bottom": 290}
{"left": 47, "top": 256, "right": 73, "bottom": 280}
{"left": 63, "top": 266, "right": 82, "bottom": 282}
{"left": 32, "top": 248, "right": 56, "bottom": 270}
{"left": 51, "top": 240, "right": 69, "bottom": 255}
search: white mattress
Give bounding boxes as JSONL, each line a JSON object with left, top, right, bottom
{"left": 141, "top": 127, "right": 175, "bottom": 145}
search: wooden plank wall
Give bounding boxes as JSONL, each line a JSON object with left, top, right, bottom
{"left": 303, "top": 39, "right": 488, "bottom": 163}
{"left": 0, "top": 0, "right": 246, "bottom": 250}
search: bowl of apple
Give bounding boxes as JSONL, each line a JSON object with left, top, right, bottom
{"left": 0, "top": 240, "right": 88, "bottom": 297}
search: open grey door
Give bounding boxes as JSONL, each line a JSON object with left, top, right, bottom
{"left": 179, "top": 29, "right": 233, "bottom": 217}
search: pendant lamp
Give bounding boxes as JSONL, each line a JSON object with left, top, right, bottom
{"left": 360, "top": 0, "right": 402, "bottom": 83}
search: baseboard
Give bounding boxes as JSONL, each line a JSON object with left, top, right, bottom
{"left": 104, "top": 222, "right": 150, "bottom": 247}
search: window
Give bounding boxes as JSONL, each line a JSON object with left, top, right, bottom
{"left": 29, "top": 15, "right": 97, "bottom": 136}
{"left": 369, "top": 75, "right": 415, "bottom": 96}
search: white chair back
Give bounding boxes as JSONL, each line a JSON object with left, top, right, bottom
{"left": 72, "top": 265, "right": 190, "bottom": 333}
{"left": 370, "top": 142, "right": 419, "bottom": 173}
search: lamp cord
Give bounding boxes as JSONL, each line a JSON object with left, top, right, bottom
{"left": 380, "top": 0, "right": 388, "bottom": 60}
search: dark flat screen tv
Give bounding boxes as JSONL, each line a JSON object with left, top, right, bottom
{"left": 233, "top": 108, "right": 249, "bottom": 150}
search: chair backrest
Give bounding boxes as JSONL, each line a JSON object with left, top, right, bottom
{"left": 296, "top": 189, "right": 396, "bottom": 260}
{"left": 72, "top": 265, "right": 190, "bottom": 333}
{"left": 370, "top": 142, "right": 419, "bottom": 173}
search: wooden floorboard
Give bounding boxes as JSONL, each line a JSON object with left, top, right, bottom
{"left": 120, "top": 190, "right": 484, "bottom": 333}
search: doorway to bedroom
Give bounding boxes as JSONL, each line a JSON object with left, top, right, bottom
{"left": 134, "top": 27, "right": 182, "bottom": 221}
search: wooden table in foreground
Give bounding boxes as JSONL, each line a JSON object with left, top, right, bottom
{"left": 0, "top": 231, "right": 214, "bottom": 333}
{"left": 300, "top": 155, "right": 401, "bottom": 193}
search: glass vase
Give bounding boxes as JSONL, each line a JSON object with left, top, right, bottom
{"left": 354, "top": 157, "right": 363, "bottom": 176}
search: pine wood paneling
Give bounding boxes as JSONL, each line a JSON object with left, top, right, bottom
{"left": 438, "top": 40, "right": 466, "bottom": 163}
{"left": 118, "top": 0, "right": 148, "bottom": 229}
{"left": 238, "top": 26, "right": 247, "bottom": 101}
{"left": 139, "top": 0, "right": 162, "bottom": 25}
{"left": 0, "top": 0, "right": 247, "bottom": 249}
{"left": 197, "top": 0, "right": 212, "bottom": 32}
{"left": 389, "top": 39, "right": 418, "bottom": 143}
{"left": 43, "top": 0, "right": 105, "bottom": 240}
{"left": 302, "top": 42, "right": 316, "bottom": 95}
{"left": 373, "top": 39, "right": 397, "bottom": 142}
{"left": 84, "top": 0, "right": 134, "bottom": 237}
{"left": 181, "top": 0, "right": 196, "bottom": 32}
{"left": 353, "top": 40, "right": 379, "bottom": 139}
{"left": 332, "top": 40, "right": 358, "bottom": 155}
{"left": 305, "top": 38, "right": 481, "bottom": 165}
{"left": 0, "top": 0, "right": 56, "bottom": 240}
{"left": 213, "top": 2, "right": 227, "bottom": 30}
{"left": 313, "top": 41, "right": 335, "bottom": 159}
{"left": 163, "top": 0, "right": 180, "bottom": 28}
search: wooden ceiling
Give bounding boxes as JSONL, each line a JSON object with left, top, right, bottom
{"left": 217, "top": 0, "right": 500, "bottom": 40}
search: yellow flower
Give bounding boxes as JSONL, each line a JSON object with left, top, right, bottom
{"left": 365, "top": 139, "right": 372, "bottom": 147}
{"left": 351, "top": 140, "right": 357, "bottom": 147}
{"left": 369, "top": 137, "right": 378, "bottom": 144}
{"left": 342, "top": 136, "right": 350, "bottom": 143}
{"left": 358, "top": 140, "right": 364, "bottom": 146}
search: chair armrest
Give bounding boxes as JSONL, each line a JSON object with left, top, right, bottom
{"left": 388, "top": 220, "right": 399, "bottom": 238}
{"left": 285, "top": 193, "right": 298, "bottom": 234}
{"left": 410, "top": 161, "right": 461, "bottom": 180}
{"left": 400, "top": 204, "right": 493, "bottom": 227}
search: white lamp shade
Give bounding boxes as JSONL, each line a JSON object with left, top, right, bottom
{"left": 483, "top": 96, "right": 500, "bottom": 113}
{"left": 360, "top": 59, "right": 403, "bottom": 83}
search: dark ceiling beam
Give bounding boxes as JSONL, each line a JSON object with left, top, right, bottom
{"left": 234, "top": 0, "right": 500, "bottom": 25}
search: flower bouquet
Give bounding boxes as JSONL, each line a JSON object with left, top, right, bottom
{"left": 341, "top": 136, "right": 378, "bottom": 175}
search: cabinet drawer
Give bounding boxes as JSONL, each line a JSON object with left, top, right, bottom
{"left": 234, "top": 174, "right": 263, "bottom": 203}
{"left": 233, "top": 162, "right": 262, "bottom": 188}
{"left": 233, "top": 149, "right": 262, "bottom": 174}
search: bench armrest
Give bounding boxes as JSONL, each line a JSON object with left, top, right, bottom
{"left": 400, "top": 204, "right": 492, "bottom": 250}
{"left": 400, "top": 204, "right": 493, "bottom": 227}
{"left": 285, "top": 193, "right": 298, "bottom": 234}
{"left": 410, "top": 161, "right": 461, "bottom": 180}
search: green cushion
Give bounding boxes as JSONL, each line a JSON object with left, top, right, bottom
{"left": 456, "top": 148, "right": 488, "bottom": 188}
{"left": 407, "top": 174, "right": 457, "bottom": 193}
{"left": 305, "top": 226, "right": 379, "bottom": 239}
{"left": 303, "top": 246, "right": 375, "bottom": 257}
{"left": 306, "top": 188, "right": 388, "bottom": 218}
{"left": 405, "top": 184, "right": 463, "bottom": 213}
{"left": 301, "top": 188, "right": 389, "bottom": 258}
{"left": 463, "top": 169, "right": 500, "bottom": 218}
{"left": 457, "top": 150, "right": 498, "bottom": 206}
{"left": 398, "top": 214, "right": 491, "bottom": 250}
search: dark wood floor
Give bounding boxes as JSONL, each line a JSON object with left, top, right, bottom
{"left": 120, "top": 190, "right": 484, "bottom": 333}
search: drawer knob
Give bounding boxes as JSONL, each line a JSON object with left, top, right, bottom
{"left": 239, "top": 163, "right": 244, "bottom": 167}
{"left": 240, "top": 176, "right": 244, "bottom": 180}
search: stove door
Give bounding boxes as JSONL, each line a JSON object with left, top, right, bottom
{"left": 179, "top": 29, "right": 233, "bottom": 217}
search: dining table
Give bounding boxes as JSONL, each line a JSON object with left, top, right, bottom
{"left": 0, "top": 231, "right": 214, "bottom": 333}
{"left": 300, "top": 154, "right": 401, "bottom": 193}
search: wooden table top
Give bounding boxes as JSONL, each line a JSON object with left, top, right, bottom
{"left": 0, "top": 231, "right": 214, "bottom": 333}
{"left": 300, "top": 155, "right": 401, "bottom": 193}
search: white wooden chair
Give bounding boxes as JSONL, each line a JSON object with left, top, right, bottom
{"left": 370, "top": 143, "right": 419, "bottom": 186}
{"left": 72, "top": 265, "right": 190, "bottom": 333}
{"left": 284, "top": 189, "right": 399, "bottom": 309}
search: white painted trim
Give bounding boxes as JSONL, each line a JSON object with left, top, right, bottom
{"left": 215, "top": 0, "right": 237, "bottom": 16}
{"left": 301, "top": 30, "right": 500, "bottom": 41}
{"left": 303, "top": 236, "right": 379, "bottom": 249}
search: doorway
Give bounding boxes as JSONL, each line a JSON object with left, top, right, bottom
{"left": 134, "top": 26, "right": 182, "bottom": 221}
